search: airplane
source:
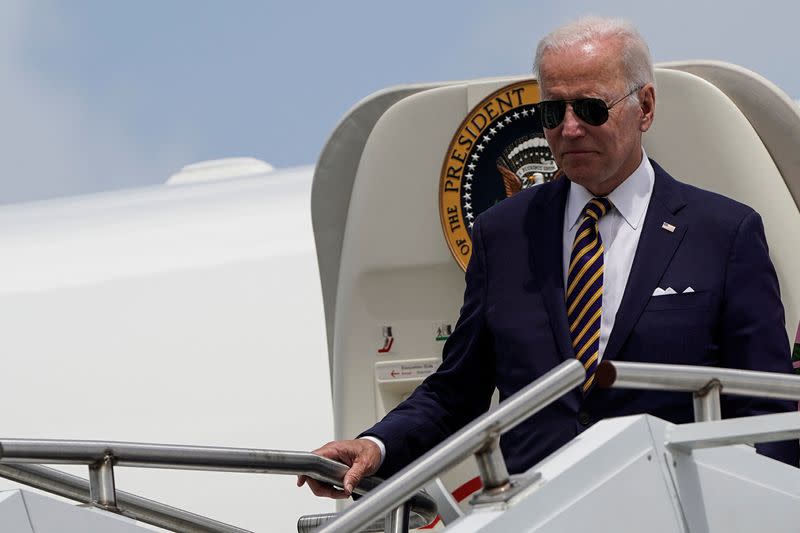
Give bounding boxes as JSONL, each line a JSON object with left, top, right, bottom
{"left": 0, "top": 58, "right": 797, "bottom": 532}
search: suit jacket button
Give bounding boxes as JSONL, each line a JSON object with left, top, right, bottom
{"left": 578, "top": 410, "right": 591, "bottom": 426}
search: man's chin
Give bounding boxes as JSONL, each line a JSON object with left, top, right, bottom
{"left": 560, "top": 166, "right": 594, "bottom": 184}
{"left": 562, "top": 168, "right": 610, "bottom": 192}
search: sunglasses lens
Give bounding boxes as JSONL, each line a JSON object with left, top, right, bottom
{"left": 539, "top": 101, "right": 565, "bottom": 129}
{"left": 574, "top": 98, "right": 609, "bottom": 126}
{"left": 539, "top": 98, "right": 610, "bottom": 128}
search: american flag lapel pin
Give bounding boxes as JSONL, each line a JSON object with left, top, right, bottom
{"left": 661, "top": 222, "right": 676, "bottom": 233}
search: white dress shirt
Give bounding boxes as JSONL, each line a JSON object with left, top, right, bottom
{"left": 562, "top": 149, "right": 655, "bottom": 360}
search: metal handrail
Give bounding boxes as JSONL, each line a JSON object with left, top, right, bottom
{"left": 316, "top": 359, "right": 586, "bottom": 533}
{"left": 0, "top": 463, "right": 248, "bottom": 532}
{"left": 597, "top": 360, "right": 800, "bottom": 449}
{"left": 596, "top": 360, "right": 800, "bottom": 400}
{"left": 317, "top": 359, "right": 800, "bottom": 532}
{"left": 0, "top": 442, "right": 438, "bottom": 532}
{"left": 598, "top": 359, "right": 800, "bottom": 424}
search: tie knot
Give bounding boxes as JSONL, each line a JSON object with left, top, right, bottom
{"left": 584, "top": 197, "right": 612, "bottom": 221}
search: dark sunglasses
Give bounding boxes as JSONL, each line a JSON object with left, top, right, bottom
{"left": 538, "top": 86, "right": 642, "bottom": 129}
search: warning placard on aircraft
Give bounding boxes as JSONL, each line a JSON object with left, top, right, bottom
{"left": 375, "top": 358, "right": 439, "bottom": 382}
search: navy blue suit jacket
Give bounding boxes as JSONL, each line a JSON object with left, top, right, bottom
{"left": 364, "top": 161, "right": 798, "bottom": 477}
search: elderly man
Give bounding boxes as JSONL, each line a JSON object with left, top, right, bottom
{"left": 299, "top": 17, "right": 799, "bottom": 499}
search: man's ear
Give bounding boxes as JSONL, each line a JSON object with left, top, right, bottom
{"left": 639, "top": 83, "right": 656, "bottom": 133}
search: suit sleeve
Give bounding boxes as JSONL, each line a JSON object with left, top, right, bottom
{"left": 719, "top": 211, "right": 799, "bottom": 465}
{"left": 360, "top": 216, "right": 497, "bottom": 477}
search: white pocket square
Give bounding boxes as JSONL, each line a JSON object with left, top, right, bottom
{"left": 653, "top": 286, "right": 695, "bottom": 296}
{"left": 652, "top": 287, "right": 676, "bottom": 296}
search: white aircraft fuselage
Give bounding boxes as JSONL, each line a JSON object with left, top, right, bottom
{"left": 0, "top": 162, "right": 334, "bottom": 532}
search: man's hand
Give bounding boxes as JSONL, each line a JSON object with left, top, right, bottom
{"left": 296, "top": 439, "right": 382, "bottom": 499}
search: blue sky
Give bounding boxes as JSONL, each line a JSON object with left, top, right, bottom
{"left": 0, "top": 1, "right": 797, "bottom": 204}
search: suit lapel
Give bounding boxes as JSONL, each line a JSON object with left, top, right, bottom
{"left": 527, "top": 177, "right": 574, "bottom": 361}
{"left": 527, "top": 177, "right": 580, "bottom": 410}
{"left": 603, "top": 162, "right": 688, "bottom": 360}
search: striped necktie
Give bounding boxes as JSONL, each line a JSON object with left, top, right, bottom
{"left": 566, "top": 197, "right": 612, "bottom": 394}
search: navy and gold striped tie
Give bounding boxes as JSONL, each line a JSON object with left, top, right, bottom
{"left": 566, "top": 197, "right": 612, "bottom": 394}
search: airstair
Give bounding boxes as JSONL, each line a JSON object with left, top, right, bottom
{"left": 2, "top": 361, "right": 799, "bottom": 532}
{"left": 310, "top": 361, "right": 800, "bottom": 532}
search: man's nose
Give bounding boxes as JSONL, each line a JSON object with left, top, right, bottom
{"left": 560, "top": 104, "right": 584, "bottom": 137}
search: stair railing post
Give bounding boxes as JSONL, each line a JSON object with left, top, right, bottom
{"left": 474, "top": 431, "right": 510, "bottom": 493}
{"left": 693, "top": 379, "right": 722, "bottom": 422}
{"left": 385, "top": 502, "right": 411, "bottom": 533}
{"left": 89, "top": 454, "right": 117, "bottom": 509}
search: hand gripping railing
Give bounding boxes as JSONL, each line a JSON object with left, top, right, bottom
{"left": 0, "top": 440, "right": 437, "bottom": 533}
{"left": 315, "top": 359, "right": 586, "bottom": 533}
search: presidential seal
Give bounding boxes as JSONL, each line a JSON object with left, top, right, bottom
{"left": 438, "top": 80, "right": 559, "bottom": 271}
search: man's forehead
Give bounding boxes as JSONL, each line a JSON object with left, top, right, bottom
{"left": 540, "top": 37, "right": 620, "bottom": 68}
{"left": 538, "top": 39, "right": 625, "bottom": 94}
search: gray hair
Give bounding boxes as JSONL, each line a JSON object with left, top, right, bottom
{"left": 533, "top": 16, "right": 655, "bottom": 97}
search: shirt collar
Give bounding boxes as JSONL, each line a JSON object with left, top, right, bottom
{"left": 566, "top": 148, "right": 655, "bottom": 230}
